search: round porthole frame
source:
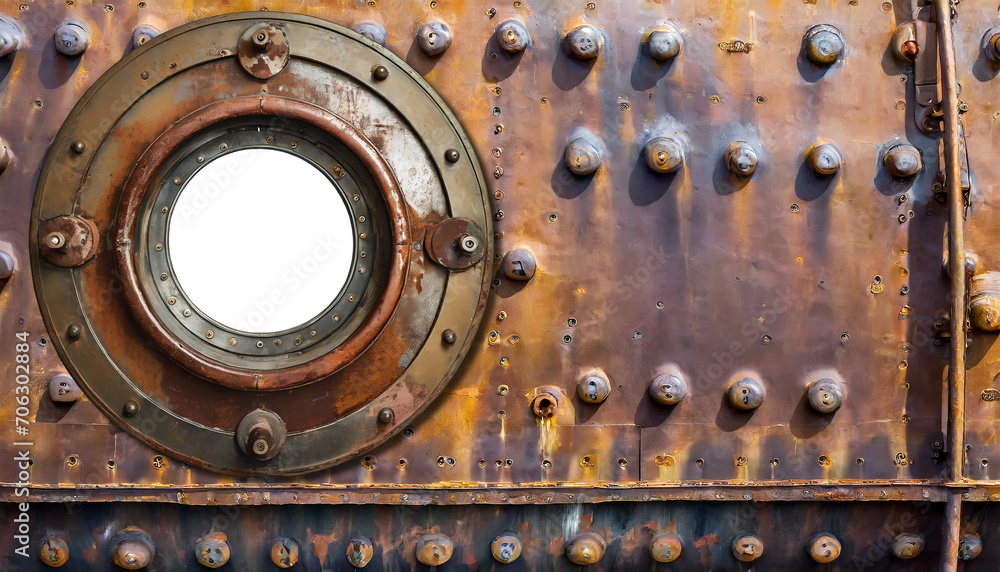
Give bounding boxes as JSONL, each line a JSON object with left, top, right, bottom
{"left": 30, "top": 12, "right": 492, "bottom": 475}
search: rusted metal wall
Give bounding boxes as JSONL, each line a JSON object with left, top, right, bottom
{"left": 0, "top": 0, "right": 997, "bottom": 569}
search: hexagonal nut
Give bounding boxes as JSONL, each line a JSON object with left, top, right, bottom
{"left": 270, "top": 537, "right": 299, "bottom": 569}
{"left": 732, "top": 534, "right": 764, "bottom": 562}
{"left": 54, "top": 22, "right": 89, "bottom": 57}
{"left": 38, "top": 536, "right": 69, "bottom": 568}
{"left": 807, "top": 533, "right": 841, "bottom": 563}
{"left": 416, "top": 22, "right": 452, "bottom": 56}
{"left": 415, "top": 533, "right": 453, "bottom": 566}
{"left": 565, "top": 532, "right": 606, "bottom": 565}
{"left": 807, "top": 143, "right": 842, "bottom": 176}
{"left": 491, "top": 532, "right": 522, "bottom": 563}
{"left": 564, "top": 24, "right": 604, "bottom": 59}
{"left": 49, "top": 373, "right": 82, "bottom": 403}
{"left": 577, "top": 372, "right": 610, "bottom": 404}
{"left": 727, "top": 376, "right": 765, "bottom": 411}
{"left": 644, "top": 135, "right": 685, "bottom": 174}
{"left": 503, "top": 248, "right": 536, "bottom": 281}
{"left": 892, "top": 532, "right": 924, "bottom": 560}
{"left": 564, "top": 130, "right": 605, "bottom": 176}
{"left": 496, "top": 19, "right": 529, "bottom": 53}
{"left": 195, "top": 532, "right": 230, "bottom": 568}
{"left": 650, "top": 532, "right": 682, "bottom": 563}
{"left": 959, "top": 533, "right": 982, "bottom": 561}
{"left": 649, "top": 372, "right": 688, "bottom": 406}
{"left": 803, "top": 24, "right": 845, "bottom": 66}
{"left": 806, "top": 377, "right": 843, "bottom": 414}
{"left": 645, "top": 25, "right": 682, "bottom": 61}
{"left": 111, "top": 528, "right": 155, "bottom": 570}
{"left": 346, "top": 536, "right": 373, "bottom": 568}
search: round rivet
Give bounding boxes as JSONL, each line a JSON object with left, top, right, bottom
{"left": 565, "top": 24, "right": 604, "bottom": 59}
{"left": 725, "top": 141, "right": 758, "bottom": 177}
{"left": 727, "top": 376, "right": 765, "bottom": 411}
{"left": 808, "top": 533, "right": 841, "bottom": 563}
{"left": 444, "top": 148, "right": 460, "bottom": 162}
{"left": 416, "top": 22, "right": 452, "bottom": 56}
{"left": 122, "top": 400, "right": 139, "bottom": 417}
{"left": 645, "top": 25, "right": 683, "bottom": 61}
{"left": 892, "top": 532, "right": 924, "bottom": 559}
{"left": 270, "top": 537, "right": 299, "bottom": 568}
{"left": 70, "top": 140, "right": 87, "bottom": 154}
{"left": 804, "top": 24, "right": 845, "bottom": 65}
{"left": 732, "top": 534, "right": 763, "bottom": 562}
{"left": 807, "top": 143, "right": 843, "bottom": 175}
{"left": 54, "top": 22, "right": 89, "bottom": 56}
{"left": 959, "top": 532, "right": 982, "bottom": 560}
{"left": 442, "top": 329, "right": 457, "bottom": 343}
{"left": 111, "top": 528, "right": 155, "bottom": 570}
{"left": 346, "top": 537, "right": 374, "bottom": 567}
{"left": 415, "top": 533, "right": 454, "bottom": 566}
{"left": 883, "top": 143, "right": 922, "bottom": 178}
{"left": 807, "top": 377, "right": 844, "bottom": 414}
{"left": 577, "top": 372, "right": 610, "bottom": 404}
{"left": 496, "top": 19, "right": 529, "bottom": 53}
{"left": 650, "top": 532, "right": 682, "bottom": 563}
{"left": 132, "top": 24, "right": 160, "bottom": 49}
{"left": 372, "top": 65, "right": 389, "bottom": 80}
{"left": 503, "top": 248, "right": 536, "bottom": 281}
{"left": 194, "top": 532, "right": 230, "bottom": 568}
{"left": 649, "top": 372, "right": 688, "bottom": 405}
{"left": 564, "top": 129, "right": 605, "bottom": 176}
{"left": 356, "top": 21, "right": 387, "bottom": 46}
{"left": 66, "top": 323, "right": 82, "bottom": 340}
{"left": 0, "top": 21, "right": 22, "bottom": 58}
{"left": 565, "top": 532, "right": 606, "bottom": 565}
{"left": 378, "top": 407, "right": 394, "bottom": 424}
{"left": 491, "top": 532, "right": 522, "bottom": 563}
{"left": 644, "top": 135, "right": 686, "bottom": 174}
{"left": 38, "top": 536, "right": 69, "bottom": 568}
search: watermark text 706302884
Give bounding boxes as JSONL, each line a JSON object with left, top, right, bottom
{"left": 12, "top": 331, "right": 33, "bottom": 558}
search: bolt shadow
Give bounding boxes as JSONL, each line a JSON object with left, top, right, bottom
{"left": 633, "top": 396, "right": 679, "bottom": 427}
{"left": 788, "top": 392, "right": 835, "bottom": 439}
{"left": 715, "top": 394, "right": 756, "bottom": 432}
{"left": 628, "top": 155, "right": 678, "bottom": 206}
{"left": 38, "top": 42, "right": 82, "bottom": 89}
{"left": 873, "top": 164, "right": 919, "bottom": 198}
{"left": 481, "top": 34, "right": 524, "bottom": 83}
{"left": 629, "top": 41, "right": 675, "bottom": 91}
{"left": 796, "top": 44, "right": 835, "bottom": 83}
{"left": 793, "top": 161, "right": 837, "bottom": 202}
{"left": 972, "top": 44, "right": 1000, "bottom": 82}
{"left": 493, "top": 263, "right": 530, "bottom": 299}
{"left": 712, "top": 152, "right": 752, "bottom": 196}
{"left": 550, "top": 160, "right": 595, "bottom": 199}
{"left": 0, "top": 56, "right": 11, "bottom": 84}
{"left": 552, "top": 46, "right": 597, "bottom": 91}
{"left": 405, "top": 38, "right": 443, "bottom": 76}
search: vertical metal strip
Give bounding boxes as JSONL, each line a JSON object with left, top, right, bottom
{"left": 934, "top": 0, "right": 964, "bottom": 569}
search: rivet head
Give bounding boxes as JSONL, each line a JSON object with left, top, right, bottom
{"left": 646, "top": 26, "right": 683, "bottom": 61}
{"left": 892, "top": 532, "right": 924, "bottom": 560}
{"left": 577, "top": 372, "right": 611, "bottom": 404}
{"left": 442, "top": 329, "right": 458, "bottom": 343}
{"left": 565, "top": 24, "right": 604, "bottom": 59}
{"left": 111, "top": 528, "right": 155, "bottom": 570}
{"left": 808, "top": 533, "right": 842, "bottom": 563}
{"left": 53, "top": 22, "right": 89, "bottom": 56}
{"left": 444, "top": 148, "right": 460, "bottom": 162}
{"left": 346, "top": 537, "right": 374, "bottom": 567}
{"left": 0, "top": 22, "right": 22, "bottom": 58}
{"left": 503, "top": 248, "right": 536, "bottom": 281}
{"left": 491, "top": 533, "right": 522, "bottom": 563}
{"left": 38, "top": 536, "right": 70, "bottom": 567}
{"left": 727, "top": 376, "right": 765, "bottom": 411}
{"left": 644, "top": 135, "right": 686, "bottom": 174}
{"left": 66, "top": 323, "right": 82, "bottom": 340}
{"left": 496, "top": 19, "right": 530, "bottom": 53}
{"left": 725, "top": 141, "right": 758, "bottom": 177}
{"left": 807, "top": 143, "right": 843, "bottom": 175}
{"left": 377, "top": 407, "right": 394, "bottom": 424}
{"left": 416, "top": 22, "right": 452, "bottom": 56}
{"left": 355, "top": 21, "right": 388, "bottom": 46}
{"left": 564, "top": 129, "right": 605, "bottom": 176}
{"left": 959, "top": 533, "right": 982, "bottom": 560}
{"left": 122, "top": 400, "right": 140, "bottom": 417}
{"left": 565, "top": 532, "right": 606, "bottom": 565}
{"left": 415, "top": 533, "right": 454, "bottom": 566}
{"left": 70, "top": 140, "right": 87, "bottom": 154}
{"left": 372, "top": 64, "right": 389, "bottom": 80}
{"left": 195, "top": 532, "right": 230, "bottom": 568}
{"left": 732, "top": 534, "right": 764, "bottom": 562}
{"left": 804, "top": 24, "right": 845, "bottom": 66}
{"left": 270, "top": 537, "right": 299, "bottom": 568}
{"left": 650, "top": 532, "right": 682, "bottom": 563}
{"left": 883, "top": 143, "right": 922, "bottom": 178}
{"left": 649, "top": 372, "right": 688, "bottom": 405}
{"left": 49, "top": 373, "right": 82, "bottom": 403}
{"left": 131, "top": 24, "right": 160, "bottom": 49}
{"left": 806, "top": 377, "right": 844, "bottom": 414}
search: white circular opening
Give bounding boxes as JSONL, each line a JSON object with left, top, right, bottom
{"left": 167, "top": 148, "right": 355, "bottom": 334}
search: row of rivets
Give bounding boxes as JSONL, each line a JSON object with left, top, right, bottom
{"left": 34, "top": 528, "right": 983, "bottom": 567}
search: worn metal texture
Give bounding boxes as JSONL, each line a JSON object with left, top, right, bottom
{"left": 0, "top": 0, "right": 997, "bottom": 569}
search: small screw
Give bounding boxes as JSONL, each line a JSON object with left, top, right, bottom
{"left": 140, "top": 71, "right": 149, "bottom": 79}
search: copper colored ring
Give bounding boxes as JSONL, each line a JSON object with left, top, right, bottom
{"left": 114, "top": 95, "right": 410, "bottom": 391}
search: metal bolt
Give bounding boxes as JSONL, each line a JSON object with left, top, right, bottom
{"left": 345, "top": 537, "right": 373, "bottom": 568}
{"left": 122, "top": 400, "right": 139, "bottom": 416}
{"left": 70, "top": 140, "right": 87, "bottom": 154}
{"left": 984, "top": 28, "right": 1000, "bottom": 62}
{"left": 496, "top": 19, "right": 530, "bottom": 53}
{"left": 111, "top": 529, "right": 155, "bottom": 570}
{"left": 132, "top": 24, "right": 160, "bottom": 49}
{"left": 564, "top": 129, "right": 605, "bottom": 176}
{"left": 883, "top": 143, "right": 922, "bottom": 177}
{"left": 959, "top": 533, "right": 982, "bottom": 561}
{"left": 565, "top": 532, "right": 606, "bottom": 565}
{"left": 725, "top": 141, "right": 758, "bottom": 177}
{"left": 649, "top": 372, "right": 688, "bottom": 405}
{"left": 444, "top": 148, "right": 460, "bottom": 162}
{"left": 565, "top": 24, "right": 604, "bottom": 59}
{"left": 0, "top": 21, "right": 22, "bottom": 58}
{"left": 803, "top": 24, "right": 845, "bottom": 66}
{"left": 442, "top": 329, "right": 457, "bottom": 344}
{"left": 806, "top": 377, "right": 844, "bottom": 414}
{"left": 416, "top": 22, "right": 452, "bottom": 56}
{"left": 49, "top": 373, "right": 81, "bottom": 403}
{"left": 901, "top": 40, "right": 919, "bottom": 61}
{"left": 577, "top": 372, "right": 611, "bottom": 404}
{"left": 45, "top": 232, "right": 66, "bottom": 249}
{"left": 53, "top": 22, "right": 89, "bottom": 56}
{"left": 807, "top": 143, "right": 843, "bottom": 175}
{"left": 0, "top": 250, "right": 13, "bottom": 280}
{"left": 66, "top": 323, "right": 82, "bottom": 340}
{"left": 377, "top": 407, "right": 394, "bottom": 424}
{"left": 808, "top": 533, "right": 841, "bottom": 563}
{"left": 649, "top": 532, "right": 682, "bottom": 563}
{"left": 372, "top": 65, "right": 389, "bottom": 80}
{"left": 891, "top": 532, "right": 924, "bottom": 560}
{"left": 531, "top": 391, "right": 559, "bottom": 419}
{"left": 415, "top": 533, "right": 454, "bottom": 566}
{"left": 644, "top": 135, "right": 686, "bottom": 174}
{"left": 0, "top": 135, "right": 9, "bottom": 174}
{"left": 195, "top": 532, "right": 231, "bottom": 568}
{"left": 491, "top": 533, "right": 522, "bottom": 563}
{"left": 727, "top": 376, "right": 765, "bottom": 411}
{"left": 646, "top": 25, "right": 682, "bottom": 61}
{"left": 270, "top": 537, "right": 299, "bottom": 569}
{"left": 355, "top": 21, "right": 387, "bottom": 46}
{"left": 38, "top": 537, "right": 70, "bottom": 568}
{"left": 457, "top": 234, "right": 479, "bottom": 253}
{"left": 731, "top": 534, "right": 764, "bottom": 562}
{"left": 503, "top": 248, "right": 536, "bottom": 281}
